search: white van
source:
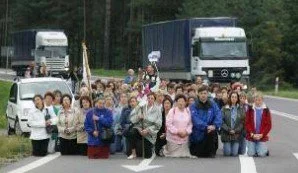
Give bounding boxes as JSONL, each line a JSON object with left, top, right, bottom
{"left": 6, "top": 77, "right": 74, "bottom": 135}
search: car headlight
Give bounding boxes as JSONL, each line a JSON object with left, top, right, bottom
{"left": 23, "top": 108, "right": 31, "bottom": 117}
{"left": 230, "top": 73, "right": 236, "bottom": 78}
{"left": 236, "top": 72, "right": 242, "bottom": 79}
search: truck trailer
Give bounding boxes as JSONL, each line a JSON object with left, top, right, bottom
{"left": 142, "top": 17, "right": 249, "bottom": 84}
{"left": 11, "top": 29, "right": 70, "bottom": 77}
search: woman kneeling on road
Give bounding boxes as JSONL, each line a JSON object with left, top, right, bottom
{"left": 28, "top": 95, "right": 55, "bottom": 156}
{"left": 127, "top": 92, "right": 162, "bottom": 159}
{"left": 57, "top": 94, "right": 78, "bottom": 155}
{"left": 162, "top": 94, "right": 193, "bottom": 158}
{"left": 221, "top": 91, "right": 245, "bottom": 156}
{"left": 246, "top": 92, "right": 272, "bottom": 157}
{"left": 84, "top": 97, "right": 113, "bottom": 159}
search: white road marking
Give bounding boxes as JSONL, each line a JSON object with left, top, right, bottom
{"left": 239, "top": 146, "right": 257, "bottom": 173}
{"left": 293, "top": 153, "right": 298, "bottom": 160}
{"left": 239, "top": 155, "right": 257, "bottom": 173}
{"left": 122, "top": 153, "right": 162, "bottom": 172}
{"left": 265, "top": 95, "right": 298, "bottom": 102}
{"left": 271, "top": 110, "right": 298, "bottom": 121}
{"left": 7, "top": 153, "right": 61, "bottom": 173}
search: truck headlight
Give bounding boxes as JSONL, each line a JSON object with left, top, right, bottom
{"left": 208, "top": 70, "right": 213, "bottom": 77}
{"left": 23, "top": 108, "right": 31, "bottom": 117}
{"left": 236, "top": 72, "right": 242, "bottom": 79}
{"left": 230, "top": 73, "right": 236, "bottom": 78}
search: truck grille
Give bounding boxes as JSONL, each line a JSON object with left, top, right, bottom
{"left": 202, "top": 67, "right": 247, "bottom": 83}
{"left": 46, "top": 59, "right": 65, "bottom": 71}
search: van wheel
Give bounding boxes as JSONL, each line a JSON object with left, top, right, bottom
{"left": 14, "top": 119, "right": 23, "bottom": 136}
{"left": 6, "top": 115, "right": 15, "bottom": 135}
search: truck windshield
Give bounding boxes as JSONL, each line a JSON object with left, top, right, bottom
{"left": 19, "top": 81, "right": 72, "bottom": 100}
{"left": 38, "top": 46, "right": 67, "bottom": 57}
{"left": 200, "top": 41, "right": 247, "bottom": 58}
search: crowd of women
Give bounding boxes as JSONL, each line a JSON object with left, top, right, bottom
{"left": 28, "top": 65, "right": 272, "bottom": 159}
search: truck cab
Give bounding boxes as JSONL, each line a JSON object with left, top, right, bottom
{"left": 11, "top": 30, "right": 70, "bottom": 77}
{"left": 191, "top": 27, "right": 250, "bottom": 83}
{"left": 35, "top": 31, "right": 69, "bottom": 76}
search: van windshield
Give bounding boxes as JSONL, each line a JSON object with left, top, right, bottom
{"left": 19, "top": 81, "right": 72, "bottom": 100}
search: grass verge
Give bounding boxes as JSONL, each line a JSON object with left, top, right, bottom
{"left": 0, "top": 135, "right": 32, "bottom": 167}
{"left": 91, "top": 69, "right": 126, "bottom": 78}
{"left": 0, "top": 80, "right": 12, "bottom": 129}
{"left": 263, "top": 89, "right": 298, "bottom": 99}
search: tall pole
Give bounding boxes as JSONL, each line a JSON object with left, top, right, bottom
{"left": 5, "top": 0, "right": 9, "bottom": 74}
{"left": 83, "top": 0, "right": 86, "bottom": 42}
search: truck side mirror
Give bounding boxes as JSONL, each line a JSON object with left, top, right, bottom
{"left": 192, "top": 42, "right": 199, "bottom": 57}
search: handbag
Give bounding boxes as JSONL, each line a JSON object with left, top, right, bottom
{"left": 93, "top": 110, "right": 114, "bottom": 144}
{"left": 101, "top": 127, "right": 115, "bottom": 144}
{"left": 45, "top": 108, "right": 58, "bottom": 134}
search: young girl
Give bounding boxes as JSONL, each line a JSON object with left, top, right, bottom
{"left": 246, "top": 92, "right": 272, "bottom": 157}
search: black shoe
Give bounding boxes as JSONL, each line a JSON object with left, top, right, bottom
{"left": 266, "top": 151, "right": 270, "bottom": 156}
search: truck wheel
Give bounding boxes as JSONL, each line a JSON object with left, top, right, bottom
{"left": 6, "top": 115, "right": 15, "bottom": 135}
{"left": 14, "top": 118, "right": 23, "bottom": 136}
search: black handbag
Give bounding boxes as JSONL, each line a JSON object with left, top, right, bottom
{"left": 101, "top": 127, "right": 115, "bottom": 144}
{"left": 122, "top": 123, "right": 133, "bottom": 137}
{"left": 45, "top": 108, "right": 58, "bottom": 134}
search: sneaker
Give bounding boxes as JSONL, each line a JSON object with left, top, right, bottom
{"left": 127, "top": 154, "right": 136, "bottom": 160}
{"left": 266, "top": 151, "right": 270, "bottom": 156}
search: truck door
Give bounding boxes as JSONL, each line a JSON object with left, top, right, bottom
{"left": 7, "top": 83, "right": 18, "bottom": 127}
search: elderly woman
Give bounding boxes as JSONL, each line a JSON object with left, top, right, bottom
{"left": 75, "top": 96, "right": 92, "bottom": 156}
{"left": 127, "top": 92, "right": 162, "bottom": 159}
{"left": 221, "top": 91, "right": 245, "bottom": 156}
{"left": 162, "top": 94, "right": 193, "bottom": 157}
{"left": 57, "top": 94, "right": 78, "bottom": 155}
{"left": 84, "top": 97, "right": 113, "bottom": 159}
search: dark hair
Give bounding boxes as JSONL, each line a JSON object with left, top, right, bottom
{"left": 53, "top": 90, "right": 62, "bottom": 97}
{"left": 228, "top": 91, "right": 240, "bottom": 106}
{"left": 163, "top": 95, "right": 173, "bottom": 108}
{"left": 175, "top": 94, "right": 187, "bottom": 102}
{"left": 147, "top": 92, "right": 156, "bottom": 100}
{"left": 96, "top": 81, "right": 106, "bottom": 91}
{"left": 197, "top": 85, "right": 209, "bottom": 93}
{"left": 167, "top": 83, "right": 175, "bottom": 90}
{"left": 210, "top": 83, "right": 220, "bottom": 92}
{"left": 61, "top": 94, "right": 72, "bottom": 104}
{"left": 175, "top": 85, "right": 183, "bottom": 92}
{"left": 44, "top": 91, "right": 55, "bottom": 100}
{"left": 79, "top": 96, "right": 92, "bottom": 108}
{"left": 107, "top": 81, "right": 116, "bottom": 92}
{"left": 33, "top": 94, "right": 43, "bottom": 102}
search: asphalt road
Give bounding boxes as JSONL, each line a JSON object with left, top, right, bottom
{"left": 1, "top": 69, "right": 298, "bottom": 173}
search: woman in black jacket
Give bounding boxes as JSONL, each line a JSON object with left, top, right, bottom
{"left": 155, "top": 95, "right": 173, "bottom": 156}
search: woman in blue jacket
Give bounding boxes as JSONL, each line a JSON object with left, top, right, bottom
{"left": 84, "top": 97, "right": 113, "bottom": 159}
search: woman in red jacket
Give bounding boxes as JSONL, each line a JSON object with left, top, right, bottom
{"left": 245, "top": 92, "right": 272, "bottom": 157}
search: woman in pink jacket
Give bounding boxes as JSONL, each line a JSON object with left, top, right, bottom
{"left": 162, "top": 94, "right": 193, "bottom": 158}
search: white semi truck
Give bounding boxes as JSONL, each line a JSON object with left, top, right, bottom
{"left": 142, "top": 17, "right": 250, "bottom": 84}
{"left": 11, "top": 29, "right": 70, "bottom": 77}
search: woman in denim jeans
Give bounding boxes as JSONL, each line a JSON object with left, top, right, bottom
{"left": 245, "top": 92, "right": 271, "bottom": 157}
{"left": 221, "top": 91, "right": 245, "bottom": 156}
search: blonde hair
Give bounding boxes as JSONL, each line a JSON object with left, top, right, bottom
{"left": 254, "top": 91, "right": 264, "bottom": 99}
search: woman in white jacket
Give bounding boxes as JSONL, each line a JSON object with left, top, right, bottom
{"left": 28, "top": 95, "right": 56, "bottom": 156}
